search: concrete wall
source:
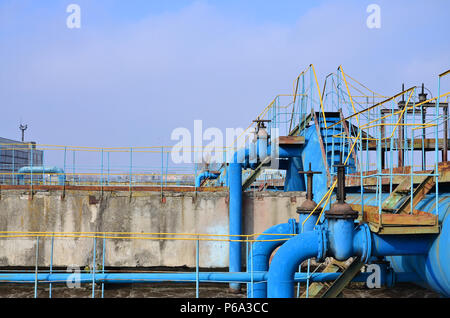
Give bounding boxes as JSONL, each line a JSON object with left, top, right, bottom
{"left": 0, "top": 189, "right": 305, "bottom": 268}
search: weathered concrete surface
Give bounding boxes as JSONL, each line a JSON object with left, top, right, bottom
{"left": 0, "top": 189, "right": 305, "bottom": 268}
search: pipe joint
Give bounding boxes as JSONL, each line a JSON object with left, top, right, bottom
{"left": 288, "top": 218, "right": 298, "bottom": 235}
{"left": 316, "top": 225, "right": 328, "bottom": 262}
{"left": 353, "top": 223, "right": 372, "bottom": 263}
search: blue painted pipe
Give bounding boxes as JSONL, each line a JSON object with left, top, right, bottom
{"left": 17, "top": 166, "right": 65, "bottom": 185}
{"left": 298, "top": 213, "right": 320, "bottom": 233}
{"left": 283, "top": 157, "right": 306, "bottom": 191}
{"left": 267, "top": 221, "right": 443, "bottom": 298}
{"left": 230, "top": 142, "right": 302, "bottom": 170}
{"left": 247, "top": 219, "right": 298, "bottom": 298}
{"left": 327, "top": 218, "right": 357, "bottom": 261}
{"left": 267, "top": 230, "right": 325, "bottom": 298}
{"left": 229, "top": 163, "right": 242, "bottom": 291}
{"left": 195, "top": 171, "right": 220, "bottom": 187}
{"left": 348, "top": 193, "right": 450, "bottom": 297}
{"left": 0, "top": 271, "right": 418, "bottom": 285}
{"left": 247, "top": 213, "right": 320, "bottom": 298}
{"left": 267, "top": 144, "right": 302, "bottom": 159}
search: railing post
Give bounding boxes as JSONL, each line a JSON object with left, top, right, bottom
{"left": 72, "top": 150, "right": 76, "bottom": 185}
{"left": 30, "top": 143, "right": 33, "bottom": 191}
{"left": 160, "top": 147, "right": 163, "bottom": 198}
{"left": 92, "top": 237, "right": 96, "bottom": 298}
{"left": 165, "top": 151, "right": 169, "bottom": 188}
{"left": 107, "top": 152, "right": 110, "bottom": 186}
{"left": 250, "top": 241, "right": 254, "bottom": 298}
{"left": 196, "top": 239, "right": 199, "bottom": 298}
{"left": 63, "top": 147, "right": 67, "bottom": 185}
{"left": 305, "top": 259, "right": 311, "bottom": 298}
{"left": 49, "top": 234, "right": 54, "bottom": 298}
{"left": 435, "top": 75, "right": 441, "bottom": 216}
{"left": 1, "top": 144, "right": 4, "bottom": 184}
{"left": 42, "top": 149, "right": 45, "bottom": 185}
{"left": 129, "top": 147, "right": 133, "bottom": 196}
{"left": 102, "top": 234, "right": 106, "bottom": 298}
{"left": 101, "top": 148, "right": 104, "bottom": 192}
{"left": 359, "top": 126, "right": 364, "bottom": 220}
{"left": 34, "top": 236, "right": 39, "bottom": 298}
{"left": 12, "top": 147, "right": 15, "bottom": 185}
{"left": 296, "top": 264, "right": 301, "bottom": 298}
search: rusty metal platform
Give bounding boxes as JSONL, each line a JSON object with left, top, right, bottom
{"left": 351, "top": 204, "right": 440, "bottom": 235}
{"left": 361, "top": 138, "right": 450, "bottom": 151}
{"left": 345, "top": 162, "right": 450, "bottom": 187}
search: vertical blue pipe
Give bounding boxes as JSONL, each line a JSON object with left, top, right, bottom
{"left": 229, "top": 163, "right": 242, "bottom": 292}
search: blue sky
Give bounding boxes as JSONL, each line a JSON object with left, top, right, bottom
{"left": 0, "top": 0, "right": 449, "bottom": 153}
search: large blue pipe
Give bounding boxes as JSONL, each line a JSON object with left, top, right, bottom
{"left": 247, "top": 219, "right": 298, "bottom": 298}
{"left": 283, "top": 157, "right": 306, "bottom": 191}
{"left": 229, "top": 163, "right": 242, "bottom": 291}
{"left": 267, "top": 221, "right": 444, "bottom": 297}
{"left": 227, "top": 131, "right": 326, "bottom": 293}
{"left": 17, "top": 166, "right": 65, "bottom": 185}
{"left": 267, "top": 230, "right": 325, "bottom": 298}
{"left": 247, "top": 202, "right": 321, "bottom": 298}
{"left": 347, "top": 193, "right": 450, "bottom": 296}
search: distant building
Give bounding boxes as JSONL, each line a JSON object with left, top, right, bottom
{"left": 0, "top": 137, "right": 43, "bottom": 184}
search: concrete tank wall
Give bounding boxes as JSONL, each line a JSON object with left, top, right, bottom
{"left": 0, "top": 189, "right": 305, "bottom": 268}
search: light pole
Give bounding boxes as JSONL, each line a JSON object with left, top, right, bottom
{"left": 19, "top": 124, "right": 28, "bottom": 142}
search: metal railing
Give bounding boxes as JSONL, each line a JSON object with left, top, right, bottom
{"left": 0, "top": 231, "right": 298, "bottom": 298}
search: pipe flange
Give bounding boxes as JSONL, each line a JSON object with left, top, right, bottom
{"left": 358, "top": 223, "right": 372, "bottom": 263}
{"left": 315, "top": 226, "right": 327, "bottom": 262}
{"left": 325, "top": 202, "right": 359, "bottom": 219}
{"left": 296, "top": 206, "right": 322, "bottom": 215}
{"left": 288, "top": 218, "right": 298, "bottom": 235}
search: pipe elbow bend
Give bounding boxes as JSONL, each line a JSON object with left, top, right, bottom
{"left": 267, "top": 229, "right": 326, "bottom": 298}
{"left": 251, "top": 220, "right": 298, "bottom": 265}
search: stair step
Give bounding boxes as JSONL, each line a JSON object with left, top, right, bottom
{"left": 321, "top": 257, "right": 365, "bottom": 298}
